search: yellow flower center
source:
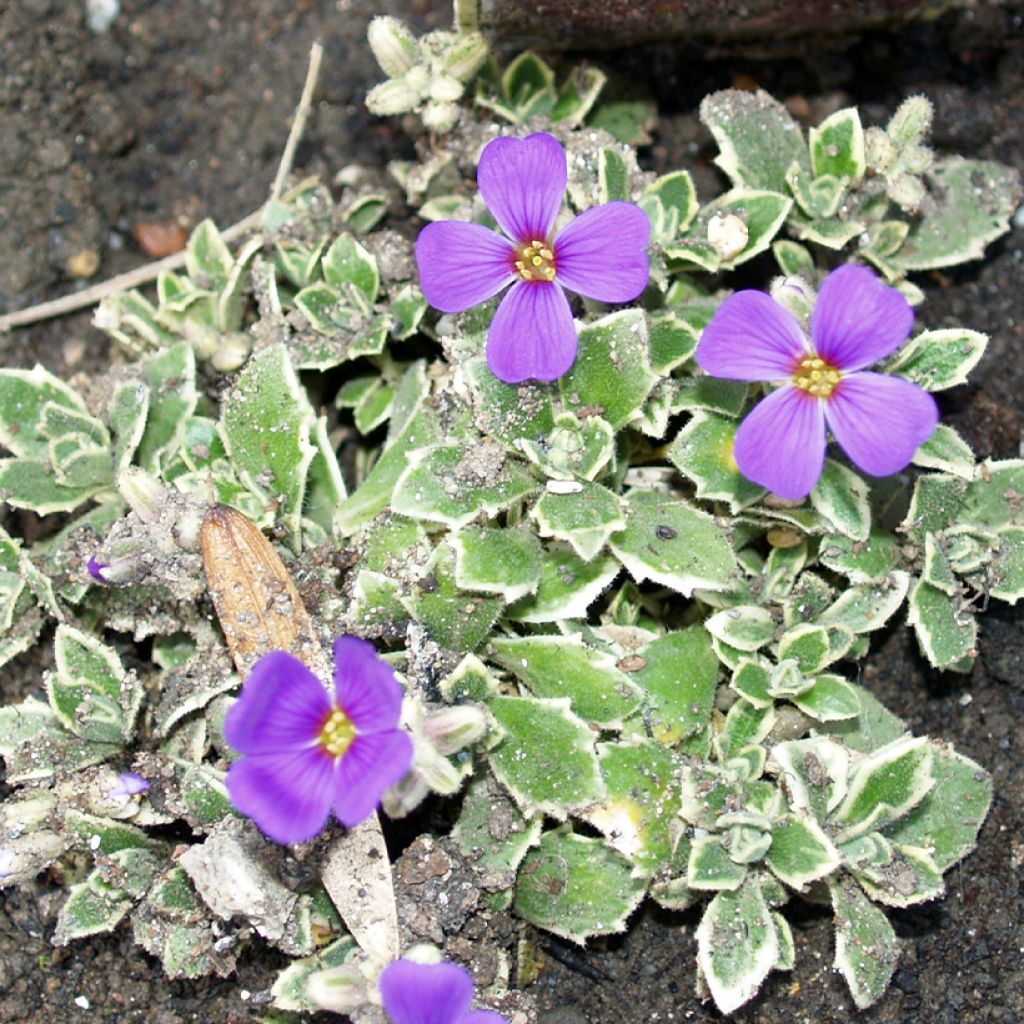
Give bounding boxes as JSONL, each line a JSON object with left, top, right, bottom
{"left": 792, "top": 354, "right": 842, "bottom": 398}
{"left": 318, "top": 708, "right": 356, "bottom": 758}
{"left": 514, "top": 239, "right": 556, "bottom": 283}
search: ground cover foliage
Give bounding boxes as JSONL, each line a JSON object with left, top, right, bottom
{"left": 0, "top": 14, "right": 1020, "bottom": 1020}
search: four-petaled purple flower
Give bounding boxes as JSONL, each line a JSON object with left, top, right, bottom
{"left": 379, "top": 959, "right": 507, "bottom": 1024}
{"left": 696, "top": 265, "right": 939, "bottom": 500}
{"left": 416, "top": 132, "right": 651, "bottom": 384}
{"left": 225, "top": 636, "right": 413, "bottom": 844}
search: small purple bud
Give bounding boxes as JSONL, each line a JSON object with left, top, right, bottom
{"left": 108, "top": 772, "right": 149, "bottom": 801}
{"left": 87, "top": 555, "right": 111, "bottom": 584}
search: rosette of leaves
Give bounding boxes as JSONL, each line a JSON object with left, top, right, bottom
{"left": 699, "top": 89, "right": 1021, "bottom": 283}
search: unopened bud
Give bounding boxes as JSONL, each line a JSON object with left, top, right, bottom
{"left": 887, "top": 172, "right": 926, "bottom": 214}
{"left": 307, "top": 963, "right": 372, "bottom": 1013}
{"left": 421, "top": 101, "right": 460, "bottom": 134}
{"left": 367, "top": 16, "right": 418, "bottom": 78}
{"left": 441, "top": 32, "right": 489, "bottom": 81}
{"left": 887, "top": 95, "right": 933, "bottom": 148}
{"left": 423, "top": 705, "right": 487, "bottom": 755}
{"left": 864, "top": 126, "right": 896, "bottom": 173}
{"left": 210, "top": 333, "right": 251, "bottom": 373}
{"left": 366, "top": 79, "right": 421, "bottom": 117}
{"left": 117, "top": 467, "right": 165, "bottom": 522}
{"left": 428, "top": 73, "right": 464, "bottom": 105}
{"left": 183, "top": 318, "right": 221, "bottom": 360}
{"left": 770, "top": 275, "right": 815, "bottom": 325}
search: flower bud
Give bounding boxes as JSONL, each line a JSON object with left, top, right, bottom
{"left": 428, "top": 73, "right": 464, "bottom": 105}
{"left": 307, "top": 963, "right": 372, "bottom": 1013}
{"left": 441, "top": 32, "right": 489, "bottom": 81}
{"left": 366, "top": 78, "right": 422, "bottom": 117}
{"left": 887, "top": 95, "right": 933, "bottom": 148}
{"left": 210, "top": 333, "right": 251, "bottom": 373}
{"left": 887, "top": 172, "right": 926, "bottom": 214}
{"left": 770, "top": 275, "right": 815, "bottom": 325}
{"left": 367, "top": 16, "right": 418, "bottom": 79}
{"left": 421, "top": 101, "right": 460, "bottom": 134}
{"left": 864, "top": 126, "right": 896, "bottom": 173}
{"left": 117, "top": 466, "right": 165, "bottom": 522}
{"left": 422, "top": 705, "right": 487, "bottom": 755}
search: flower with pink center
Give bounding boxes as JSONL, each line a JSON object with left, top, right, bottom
{"left": 224, "top": 636, "right": 413, "bottom": 844}
{"left": 696, "top": 265, "right": 940, "bottom": 500}
{"left": 416, "top": 132, "right": 651, "bottom": 383}
{"left": 380, "top": 959, "right": 507, "bottom": 1024}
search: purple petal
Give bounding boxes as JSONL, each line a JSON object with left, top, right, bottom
{"left": 553, "top": 202, "right": 651, "bottom": 303}
{"left": 333, "top": 635, "right": 404, "bottom": 735}
{"left": 109, "top": 771, "right": 149, "bottom": 799}
{"left": 487, "top": 281, "right": 577, "bottom": 383}
{"left": 379, "top": 960, "right": 474, "bottom": 1024}
{"left": 734, "top": 386, "right": 827, "bottom": 500}
{"left": 811, "top": 265, "right": 914, "bottom": 372}
{"left": 87, "top": 555, "right": 110, "bottom": 583}
{"left": 227, "top": 747, "right": 335, "bottom": 844}
{"left": 332, "top": 730, "right": 414, "bottom": 827}
{"left": 463, "top": 1014, "right": 508, "bottom": 1024}
{"left": 696, "top": 292, "right": 809, "bottom": 382}
{"left": 416, "top": 221, "right": 515, "bottom": 313}
{"left": 224, "top": 651, "right": 331, "bottom": 756}
{"left": 477, "top": 133, "right": 566, "bottom": 243}
{"left": 825, "top": 372, "right": 939, "bottom": 477}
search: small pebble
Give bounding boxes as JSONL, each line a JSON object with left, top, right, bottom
{"left": 67, "top": 249, "right": 100, "bottom": 278}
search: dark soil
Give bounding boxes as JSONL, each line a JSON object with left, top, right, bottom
{"left": 1, "top": 1, "right": 1022, "bottom": 1023}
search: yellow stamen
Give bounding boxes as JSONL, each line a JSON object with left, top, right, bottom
{"left": 793, "top": 354, "right": 842, "bottom": 398}
{"left": 319, "top": 707, "right": 356, "bottom": 758}
{"left": 515, "top": 238, "right": 556, "bottom": 283}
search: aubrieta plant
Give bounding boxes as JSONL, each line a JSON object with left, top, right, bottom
{"left": 0, "top": 13, "right": 1020, "bottom": 1023}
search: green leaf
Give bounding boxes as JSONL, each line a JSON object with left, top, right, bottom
{"left": 392, "top": 444, "right": 538, "bottom": 530}
{"left": 818, "top": 529, "right": 901, "bottom": 584}
{"left": 699, "top": 188, "right": 793, "bottom": 268}
{"left": 48, "top": 625, "right": 139, "bottom": 744}
{"left": 598, "top": 147, "right": 630, "bottom": 203}
{"left": 185, "top": 219, "right": 234, "bottom": 286}
{"left": 668, "top": 412, "right": 765, "bottom": 511}
{"left": 987, "top": 526, "right": 1024, "bottom": 603}
{"left": 487, "top": 696, "right": 605, "bottom": 817}
{"left": 644, "top": 170, "right": 699, "bottom": 234}
{"left": 962, "top": 458, "right": 1024, "bottom": 528}
{"left": 136, "top": 343, "right": 198, "bottom": 470}
{"left": 560, "top": 310, "right": 658, "bottom": 429}
{"left": 462, "top": 354, "right": 556, "bottom": 450}
{"left": 705, "top": 606, "right": 775, "bottom": 652}
{"left": 816, "top": 571, "right": 910, "bottom": 634}
{"left": 823, "top": 683, "right": 908, "bottom": 755}
{"left": 452, "top": 526, "right": 542, "bottom": 602}
{"left": 888, "top": 328, "right": 988, "bottom": 391}
{"left": 767, "top": 814, "right": 841, "bottom": 889}
{"left": 270, "top": 937, "right": 359, "bottom": 1013}
{"left": 532, "top": 482, "right": 625, "bottom": 561}
{"left": 489, "top": 636, "right": 641, "bottom": 726}
{"left": 830, "top": 877, "right": 899, "bottom": 1010}
{"left": 610, "top": 490, "right": 737, "bottom": 596}
{"left": 551, "top": 65, "right": 606, "bottom": 125}
{"left": 0, "top": 365, "right": 89, "bottom": 459}
{"left": 772, "top": 736, "right": 850, "bottom": 824}
{"left": 515, "top": 829, "right": 645, "bottom": 943}
{"left": 631, "top": 627, "right": 718, "bottom": 754}
{"left": 321, "top": 234, "right": 380, "bottom": 301}
{"left": 411, "top": 543, "right": 503, "bottom": 654}
{"left": 648, "top": 310, "right": 699, "bottom": 374}
{"left": 452, "top": 771, "right": 542, "bottom": 877}
{"left": 809, "top": 107, "right": 865, "bottom": 182}
{"left": 507, "top": 545, "right": 620, "bottom": 623}
{"left": 772, "top": 239, "right": 815, "bottom": 278}
{"left": 219, "top": 344, "right": 317, "bottom": 547}
{"left": 882, "top": 745, "right": 991, "bottom": 872}
{"left": 0, "top": 458, "right": 108, "bottom": 514}
{"left": 906, "top": 577, "right": 977, "bottom": 669}
{"left": 833, "top": 736, "right": 934, "bottom": 842}
{"left": 54, "top": 875, "right": 135, "bottom": 944}
{"left": 700, "top": 89, "right": 811, "bottom": 194}
{"left": 586, "top": 740, "right": 680, "bottom": 874}
{"left": 810, "top": 460, "right": 870, "bottom": 541}
{"left": 913, "top": 423, "right": 975, "bottom": 479}
{"left": 888, "top": 158, "right": 1020, "bottom": 271}
{"left": 716, "top": 699, "right": 774, "bottom": 762}
{"left": 792, "top": 672, "right": 861, "bottom": 722}
{"left": 688, "top": 835, "right": 747, "bottom": 891}
{"left": 849, "top": 843, "right": 944, "bottom": 908}
{"left": 696, "top": 874, "right": 779, "bottom": 1015}
{"left": 502, "top": 50, "right": 555, "bottom": 103}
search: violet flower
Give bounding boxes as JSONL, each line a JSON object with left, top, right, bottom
{"left": 379, "top": 959, "right": 507, "bottom": 1024}
{"left": 87, "top": 555, "right": 110, "bottom": 584}
{"left": 108, "top": 771, "right": 149, "bottom": 800}
{"left": 224, "top": 636, "right": 413, "bottom": 844}
{"left": 416, "top": 132, "right": 651, "bottom": 383}
{"left": 696, "top": 265, "right": 939, "bottom": 500}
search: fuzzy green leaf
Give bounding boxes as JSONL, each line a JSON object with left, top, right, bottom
{"left": 532, "top": 482, "right": 625, "bottom": 561}
{"left": 830, "top": 877, "right": 899, "bottom": 1010}
{"left": 888, "top": 328, "right": 988, "bottom": 391}
{"left": 766, "top": 814, "right": 841, "bottom": 889}
{"left": 507, "top": 545, "right": 620, "bottom": 623}
{"left": 809, "top": 107, "right": 865, "bottom": 182}
{"left": 453, "top": 526, "right": 543, "bottom": 602}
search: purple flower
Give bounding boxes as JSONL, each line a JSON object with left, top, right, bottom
{"left": 108, "top": 772, "right": 149, "bottom": 800}
{"left": 696, "top": 265, "right": 939, "bottom": 500}
{"left": 379, "top": 959, "right": 507, "bottom": 1024}
{"left": 224, "top": 636, "right": 413, "bottom": 844}
{"left": 416, "top": 132, "right": 651, "bottom": 384}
